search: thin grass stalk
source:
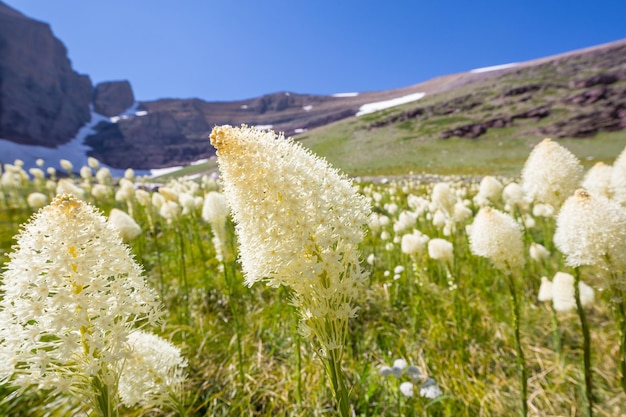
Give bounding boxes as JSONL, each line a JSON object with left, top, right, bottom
{"left": 574, "top": 267, "right": 594, "bottom": 417}
{"left": 176, "top": 224, "right": 190, "bottom": 321}
{"left": 224, "top": 258, "right": 245, "bottom": 388}
{"left": 505, "top": 271, "right": 528, "bottom": 417}
{"left": 617, "top": 288, "right": 626, "bottom": 394}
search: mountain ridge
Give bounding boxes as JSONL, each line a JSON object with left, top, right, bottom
{"left": 0, "top": 0, "right": 625, "bottom": 172}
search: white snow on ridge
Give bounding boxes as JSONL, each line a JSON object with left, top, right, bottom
{"left": 470, "top": 63, "right": 518, "bottom": 73}
{"left": 255, "top": 125, "right": 273, "bottom": 130}
{"left": 356, "top": 92, "right": 426, "bottom": 117}
{"left": 332, "top": 92, "right": 359, "bottom": 97}
{"left": 110, "top": 102, "right": 149, "bottom": 123}
{"left": 303, "top": 105, "right": 313, "bottom": 111}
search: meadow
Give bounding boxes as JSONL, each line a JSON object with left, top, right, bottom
{"left": 1, "top": 130, "right": 626, "bottom": 417}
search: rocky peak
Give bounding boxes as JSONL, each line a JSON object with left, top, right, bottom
{"left": 0, "top": 0, "right": 92, "bottom": 146}
{"left": 93, "top": 80, "right": 135, "bottom": 117}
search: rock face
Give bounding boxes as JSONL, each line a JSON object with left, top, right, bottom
{"left": 93, "top": 80, "right": 135, "bottom": 117}
{"left": 0, "top": 1, "right": 92, "bottom": 146}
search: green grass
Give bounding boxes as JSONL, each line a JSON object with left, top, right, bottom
{"left": 2, "top": 146, "right": 626, "bottom": 415}
{"left": 297, "top": 121, "right": 626, "bottom": 178}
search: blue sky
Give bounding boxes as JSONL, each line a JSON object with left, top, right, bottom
{"left": 7, "top": 0, "right": 626, "bottom": 102}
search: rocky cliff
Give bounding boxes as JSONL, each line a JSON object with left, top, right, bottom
{"left": 0, "top": 1, "right": 92, "bottom": 146}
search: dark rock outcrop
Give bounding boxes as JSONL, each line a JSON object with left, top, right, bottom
{"left": 93, "top": 80, "right": 135, "bottom": 116}
{"left": 0, "top": 1, "right": 92, "bottom": 146}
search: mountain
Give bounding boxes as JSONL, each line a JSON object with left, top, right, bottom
{"left": 0, "top": 0, "right": 625, "bottom": 174}
{"left": 0, "top": 1, "right": 92, "bottom": 146}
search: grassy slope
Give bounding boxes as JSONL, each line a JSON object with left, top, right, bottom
{"left": 296, "top": 54, "right": 626, "bottom": 178}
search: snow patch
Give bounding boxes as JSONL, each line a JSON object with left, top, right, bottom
{"left": 0, "top": 106, "right": 149, "bottom": 177}
{"left": 149, "top": 165, "right": 184, "bottom": 177}
{"left": 303, "top": 105, "right": 313, "bottom": 111}
{"left": 470, "top": 63, "right": 518, "bottom": 73}
{"left": 255, "top": 125, "right": 273, "bottom": 130}
{"left": 332, "top": 92, "right": 359, "bottom": 97}
{"left": 294, "top": 128, "right": 307, "bottom": 134}
{"left": 356, "top": 92, "right": 426, "bottom": 116}
{"left": 240, "top": 104, "right": 248, "bottom": 109}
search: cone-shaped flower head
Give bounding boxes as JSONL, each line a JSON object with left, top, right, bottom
{"left": 521, "top": 138, "right": 583, "bottom": 209}
{"left": 551, "top": 272, "right": 595, "bottom": 312}
{"left": 469, "top": 206, "right": 524, "bottom": 273}
{"left": 108, "top": 208, "right": 142, "bottom": 241}
{"left": 583, "top": 161, "right": 613, "bottom": 199}
{"left": 210, "top": 125, "right": 370, "bottom": 351}
{"left": 202, "top": 191, "right": 232, "bottom": 262}
{"left": 428, "top": 238, "right": 454, "bottom": 264}
{"left": 554, "top": 189, "right": 626, "bottom": 270}
{"left": 118, "top": 330, "right": 187, "bottom": 408}
{"left": 611, "top": 145, "right": 626, "bottom": 204}
{"left": 0, "top": 195, "right": 161, "bottom": 395}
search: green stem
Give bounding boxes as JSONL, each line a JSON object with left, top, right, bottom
{"left": 326, "top": 348, "right": 351, "bottom": 417}
{"left": 612, "top": 286, "right": 626, "bottom": 394}
{"left": 295, "top": 331, "right": 303, "bottom": 409}
{"left": 549, "top": 304, "right": 563, "bottom": 363}
{"left": 91, "top": 373, "right": 119, "bottom": 417}
{"left": 574, "top": 268, "right": 594, "bottom": 417}
{"left": 225, "top": 259, "right": 245, "bottom": 387}
{"left": 177, "top": 225, "right": 189, "bottom": 321}
{"left": 505, "top": 272, "right": 528, "bottom": 417}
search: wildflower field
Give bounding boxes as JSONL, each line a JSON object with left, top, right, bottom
{"left": 1, "top": 127, "right": 626, "bottom": 417}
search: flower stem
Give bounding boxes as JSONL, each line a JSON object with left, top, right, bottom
{"left": 325, "top": 348, "right": 351, "bottom": 417}
{"left": 574, "top": 268, "right": 594, "bottom": 417}
{"left": 91, "top": 373, "right": 119, "bottom": 417}
{"left": 505, "top": 272, "right": 528, "bottom": 417}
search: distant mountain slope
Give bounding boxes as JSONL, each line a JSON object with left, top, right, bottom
{"left": 0, "top": 0, "right": 625, "bottom": 172}
{"left": 296, "top": 38, "right": 626, "bottom": 177}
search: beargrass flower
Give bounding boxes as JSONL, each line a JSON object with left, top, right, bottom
{"left": 521, "top": 138, "right": 583, "bottom": 209}
{"left": 583, "top": 161, "right": 613, "bottom": 198}
{"left": 202, "top": 191, "right": 232, "bottom": 263}
{"left": 26, "top": 192, "right": 48, "bottom": 210}
{"left": 59, "top": 159, "right": 73, "bottom": 174}
{"left": 611, "top": 146, "right": 626, "bottom": 204}
{"left": 428, "top": 238, "right": 454, "bottom": 264}
{"left": 551, "top": 272, "right": 595, "bottom": 312}
{"left": 399, "top": 381, "right": 414, "bottom": 397}
{"left": 468, "top": 207, "right": 524, "bottom": 273}
{"left": 108, "top": 208, "right": 142, "bottom": 241}
{"left": 118, "top": 330, "right": 187, "bottom": 408}
{"left": 210, "top": 125, "right": 370, "bottom": 416}
{"left": 431, "top": 183, "right": 457, "bottom": 217}
{"left": 0, "top": 195, "right": 163, "bottom": 413}
{"left": 538, "top": 277, "right": 553, "bottom": 302}
{"left": 400, "top": 230, "right": 429, "bottom": 255}
{"left": 56, "top": 178, "right": 86, "bottom": 199}
{"left": 529, "top": 242, "right": 550, "bottom": 263}
{"left": 554, "top": 189, "right": 626, "bottom": 271}
{"left": 420, "top": 378, "right": 443, "bottom": 399}
{"left": 474, "top": 176, "right": 503, "bottom": 207}
{"left": 379, "top": 365, "right": 393, "bottom": 377}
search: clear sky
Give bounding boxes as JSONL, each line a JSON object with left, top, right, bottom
{"left": 6, "top": 0, "right": 626, "bottom": 102}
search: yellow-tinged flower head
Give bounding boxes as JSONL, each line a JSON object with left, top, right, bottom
{"left": 210, "top": 125, "right": 370, "bottom": 351}
{"left": 554, "top": 189, "right": 626, "bottom": 270}
{"left": 0, "top": 194, "right": 162, "bottom": 393}
{"left": 468, "top": 206, "right": 524, "bottom": 273}
{"left": 210, "top": 125, "right": 370, "bottom": 290}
